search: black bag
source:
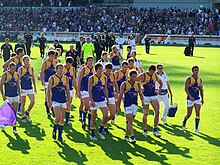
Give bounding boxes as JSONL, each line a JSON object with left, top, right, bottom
{"left": 167, "top": 97, "right": 178, "bottom": 117}
{"left": 184, "top": 46, "right": 190, "bottom": 56}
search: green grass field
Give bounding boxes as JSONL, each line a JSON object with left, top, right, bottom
{"left": 0, "top": 43, "right": 220, "bottom": 165}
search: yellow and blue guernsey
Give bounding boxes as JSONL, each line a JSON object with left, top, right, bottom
{"left": 111, "top": 52, "right": 120, "bottom": 66}
{"left": 51, "top": 74, "right": 67, "bottom": 103}
{"left": 63, "top": 66, "right": 74, "bottom": 91}
{"left": 4, "top": 71, "right": 19, "bottom": 97}
{"left": 104, "top": 72, "right": 115, "bottom": 98}
{"left": 116, "top": 70, "right": 128, "bottom": 92}
{"left": 187, "top": 75, "right": 202, "bottom": 100}
{"left": 82, "top": 66, "right": 95, "bottom": 91}
{"left": 91, "top": 74, "right": 106, "bottom": 102}
{"left": 13, "top": 56, "right": 22, "bottom": 71}
{"left": 142, "top": 72, "right": 157, "bottom": 97}
{"left": 44, "top": 59, "right": 57, "bottom": 82}
{"left": 126, "top": 66, "right": 138, "bottom": 78}
{"left": 20, "top": 66, "right": 33, "bottom": 90}
{"left": 124, "top": 80, "right": 139, "bottom": 107}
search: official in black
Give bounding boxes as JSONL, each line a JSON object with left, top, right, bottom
{"left": 38, "top": 33, "right": 47, "bottom": 58}
{"left": 65, "top": 44, "right": 80, "bottom": 69}
{"left": 108, "top": 32, "right": 116, "bottom": 53}
{"left": 0, "top": 38, "right": 13, "bottom": 62}
{"left": 188, "top": 33, "right": 196, "bottom": 56}
{"left": 14, "top": 38, "right": 26, "bottom": 55}
{"left": 144, "top": 35, "right": 151, "bottom": 54}
{"left": 24, "top": 31, "right": 33, "bottom": 56}
{"left": 94, "top": 33, "right": 103, "bottom": 62}
{"left": 54, "top": 39, "right": 64, "bottom": 56}
{"left": 102, "top": 31, "right": 109, "bottom": 52}
{"left": 76, "top": 36, "right": 85, "bottom": 64}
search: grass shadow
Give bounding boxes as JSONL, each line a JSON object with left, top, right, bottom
{"left": 18, "top": 122, "right": 46, "bottom": 141}
{"left": 3, "top": 131, "right": 31, "bottom": 154}
{"left": 160, "top": 124, "right": 194, "bottom": 141}
{"left": 54, "top": 141, "right": 88, "bottom": 164}
{"left": 191, "top": 132, "right": 220, "bottom": 147}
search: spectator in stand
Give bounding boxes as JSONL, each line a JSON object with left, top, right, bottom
{"left": 0, "top": 7, "right": 218, "bottom": 35}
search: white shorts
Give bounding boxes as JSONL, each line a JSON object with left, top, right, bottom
{"left": 81, "top": 90, "right": 89, "bottom": 99}
{"left": 131, "top": 45, "right": 136, "bottom": 50}
{"left": 124, "top": 104, "right": 138, "bottom": 116}
{"left": 113, "top": 65, "right": 121, "bottom": 70}
{"left": 6, "top": 96, "right": 19, "bottom": 104}
{"left": 90, "top": 101, "right": 107, "bottom": 110}
{"left": 143, "top": 96, "right": 157, "bottom": 105}
{"left": 187, "top": 99, "right": 201, "bottom": 107}
{"left": 52, "top": 102, "right": 67, "bottom": 108}
{"left": 70, "top": 90, "right": 74, "bottom": 98}
{"left": 108, "top": 97, "right": 115, "bottom": 105}
{"left": 21, "top": 89, "right": 35, "bottom": 96}
{"left": 44, "top": 82, "right": 49, "bottom": 89}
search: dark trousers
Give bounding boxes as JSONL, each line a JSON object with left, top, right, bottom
{"left": 189, "top": 45, "right": 194, "bottom": 56}
{"left": 96, "top": 52, "right": 102, "bottom": 62}
{"left": 109, "top": 44, "right": 114, "bottom": 53}
{"left": 26, "top": 44, "right": 31, "bottom": 56}
{"left": 40, "top": 45, "right": 45, "bottom": 57}
{"left": 145, "top": 44, "right": 150, "bottom": 54}
{"left": 3, "top": 54, "right": 10, "bottom": 62}
{"left": 103, "top": 42, "right": 108, "bottom": 52}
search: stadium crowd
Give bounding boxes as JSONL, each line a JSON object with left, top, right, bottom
{"left": 0, "top": 6, "right": 219, "bottom": 35}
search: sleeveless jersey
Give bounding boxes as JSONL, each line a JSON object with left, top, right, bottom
{"left": 44, "top": 59, "right": 57, "bottom": 82}
{"left": 4, "top": 71, "right": 19, "bottom": 97}
{"left": 51, "top": 74, "right": 68, "bottom": 103}
{"left": 63, "top": 66, "right": 74, "bottom": 90}
{"left": 124, "top": 80, "right": 139, "bottom": 107}
{"left": 13, "top": 56, "right": 22, "bottom": 71}
{"left": 187, "top": 75, "right": 202, "bottom": 100}
{"left": 20, "top": 66, "right": 33, "bottom": 90}
{"left": 104, "top": 72, "right": 115, "bottom": 98}
{"left": 91, "top": 74, "right": 106, "bottom": 102}
{"left": 82, "top": 66, "right": 95, "bottom": 91}
{"left": 116, "top": 70, "right": 128, "bottom": 92}
{"left": 111, "top": 51, "right": 120, "bottom": 66}
{"left": 142, "top": 72, "right": 157, "bottom": 97}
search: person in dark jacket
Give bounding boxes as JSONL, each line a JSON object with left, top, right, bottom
{"left": 144, "top": 35, "right": 151, "bottom": 54}
{"left": 102, "top": 31, "right": 109, "bottom": 52}
{"left": 24, "top": 31, "right": 33, "bottom": 56}
{"left": 14, "top": 38, "right": 26, "bottom": 55}
{"left": 0, "top": 38, "right": 13, "bottom": 62}
{"left": 76, "top": 36, "right": 85, "bottom": 64}
{"left": 188, "top": 33, "right": 196, "bottom": 56}
{"left": 54, "top": 39, "right": 64, "bottom": 56}
{"left": 94, "top": 33, "right": 103, "bottom": 62}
